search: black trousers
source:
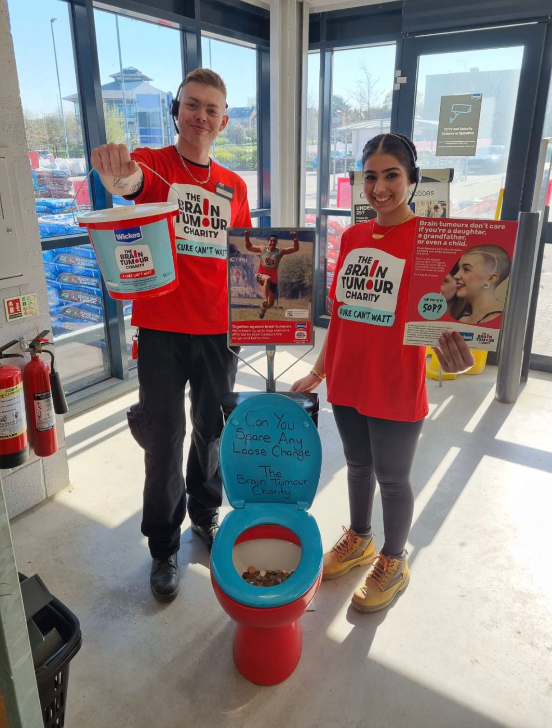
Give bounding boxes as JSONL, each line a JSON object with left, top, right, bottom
{"left": 128, "top": 328, "right": 238, "bottom": 559}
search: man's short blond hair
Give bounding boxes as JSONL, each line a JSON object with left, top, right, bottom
{"left": 182, "top": 68, "right": 227, "bottom": 99}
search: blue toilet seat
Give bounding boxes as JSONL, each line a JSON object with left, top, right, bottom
{"left": 211, "top": 503, "right": 322, "bottom": 608}
{"left": 213, "top": 394, "right": 324, "bottom": 609}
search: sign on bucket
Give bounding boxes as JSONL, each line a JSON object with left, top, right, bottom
{"left": 77, "top": 202, "right": 179, "bottom": 300}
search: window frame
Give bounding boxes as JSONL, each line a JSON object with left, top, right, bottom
{"left": 19, "top": 0, "right": 270, "bottom": 414}
{"left": 308, "top": 6, "right": 552, "bottom": 359}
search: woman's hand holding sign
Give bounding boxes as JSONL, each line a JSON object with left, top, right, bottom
{"left": 433, "top": 331, "right": 475, "bottom": 373}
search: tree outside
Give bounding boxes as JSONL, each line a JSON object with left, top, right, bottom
{"left": 23, "top": 104, "right": 132, "bottom": 159}
{"left": 24, "top": 110, "right": 84, "bottom": 159}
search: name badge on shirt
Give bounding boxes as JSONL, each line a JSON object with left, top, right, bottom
{"left": 215, "top": 182, "right": 234, "bottom": 201}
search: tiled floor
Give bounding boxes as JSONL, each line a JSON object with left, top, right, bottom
{"left": 10, "top": 340, "right": 552, "bottom": 728}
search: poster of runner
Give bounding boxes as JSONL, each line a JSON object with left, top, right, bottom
{"left": 404, "top": 218, "right": 518, "bottom": 351}
{"left": 228, "top": 228, "right": 315, "bottom": 346}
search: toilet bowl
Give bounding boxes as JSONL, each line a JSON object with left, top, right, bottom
{"left": 210, "top": 394, "right": 323, "bottom": 685}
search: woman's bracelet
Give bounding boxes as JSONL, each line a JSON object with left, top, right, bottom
{"left": 310, "top": 367, "right": 325, "bottom": 380}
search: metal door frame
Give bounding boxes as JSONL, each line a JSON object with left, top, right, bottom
{"left": 396, "top": 23, "right": 552, "bottom": 372}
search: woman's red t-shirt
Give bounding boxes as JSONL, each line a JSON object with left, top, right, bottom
{"left": 326, "top": 218, "right": 428, "bottom": 422}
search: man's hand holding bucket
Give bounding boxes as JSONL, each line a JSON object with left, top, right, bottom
{"left": 91, "top": 143, "right": 143, "bottom": 195}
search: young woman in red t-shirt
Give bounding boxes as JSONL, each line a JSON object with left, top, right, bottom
{"left": 292, "top": 133, "right": 474, "bottom": 613}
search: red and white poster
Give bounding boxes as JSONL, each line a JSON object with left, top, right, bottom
{"left": 227, "top": 228, "right": 315, "bottom": 346}
{"left": 404, "top": 218, "right": 518, "bottom": 351}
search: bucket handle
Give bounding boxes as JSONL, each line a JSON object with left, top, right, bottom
{"left": 69, "top": 161, "right": 183, "bottom": 224}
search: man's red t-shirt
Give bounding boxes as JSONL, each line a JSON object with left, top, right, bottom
{"left": 326, "top": 218, "right": 428, "bottom": 422}
{"left": 127, "top": 146, "right": 251, "bottom": 334}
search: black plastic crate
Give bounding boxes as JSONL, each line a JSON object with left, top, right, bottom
{"left": 19, "top": 575, "right": 82, "bottom": 727}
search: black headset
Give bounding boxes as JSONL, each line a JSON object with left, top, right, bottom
{"left": 169, "top": 80, "right": 185, "bottom": 134}
{"left": 169, "top": 79, "right": 229, "bottom": 134}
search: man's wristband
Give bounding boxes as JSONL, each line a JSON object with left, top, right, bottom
{"left": 310, "top": 367, "right": 325, "bottom": 380}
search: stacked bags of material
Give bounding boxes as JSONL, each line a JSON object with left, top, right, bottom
{"left": 35, "top": 198, "right": 75, "bottom": 217}
{"left": 44, "top": 245, "right": 105, "bottom": 334}
{"left": 38, "top": 213, "right": 81, "bottom": 238}
{"left": 44, "top": 245, "right": 133, "bottom": 335}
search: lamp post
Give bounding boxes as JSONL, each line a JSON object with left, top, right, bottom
{"left": 50, "top": 18, "right": 70, "bottom": 161}
{"left": 332, "top": 108, "right": 343, "bottom": 193}
{"left": 115, "top": 15, "right": 131, "bottom": 148}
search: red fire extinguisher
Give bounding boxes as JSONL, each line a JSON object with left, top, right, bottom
{"left": 23, "top": 331, "right": 68, "bottom": 458}
{"left": 0, "top": 339, "right": 29, "bottom": 469}
{"left": 131, "top": 328, "right": 139, "bottom": 360}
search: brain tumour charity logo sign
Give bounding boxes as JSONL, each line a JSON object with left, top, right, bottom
{"left": 115, "top": 244, "right": 154, "bottom": 279}
{"left": 335, "top": 248, "right": 405, "bottom": 327}
{"left": 169, "top": 186, "right": 232, "bottom": 259}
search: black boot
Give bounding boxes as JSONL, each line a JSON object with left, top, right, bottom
{"left": 150, "top": 553, "right": 179, "bottom": 602}
{"left": 191, "top": 522, "right": 219, "bottom": 551}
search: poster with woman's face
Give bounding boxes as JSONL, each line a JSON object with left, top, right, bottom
{"left": 404, "top": 218, "right": 518, "bottom": 351}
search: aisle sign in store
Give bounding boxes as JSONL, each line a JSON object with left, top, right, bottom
{"left": 404, "top": 217, "right": 518, "bottom": 351}
{"left": 227, "top": 228, "right": 315, "bottom": 346}
{"left": 436, "top": 94, "right": 482, "bottom": 156}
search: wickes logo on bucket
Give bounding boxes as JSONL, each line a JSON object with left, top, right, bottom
{"left": 114, "top": 227, "right": 143, "bottom": 243}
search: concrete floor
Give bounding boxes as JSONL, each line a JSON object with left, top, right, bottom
{"left": 10, "top": 336, "right": 552, "bottom": 728}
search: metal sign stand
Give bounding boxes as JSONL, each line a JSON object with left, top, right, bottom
{"left": 230, "top": 341, "right": 315, "bottom": 393}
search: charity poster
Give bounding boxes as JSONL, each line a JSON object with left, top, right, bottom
{"left": 403, "top": 218, "right": 519, "bottom": 351}
{"left": 227, "top": 228, "right": 315, "bottom": 346}
{"left": 349, "top": 169, "right": 451, "bottom": 223}
{"left": 436, "top": 94, "right": 482, "bottom": 156}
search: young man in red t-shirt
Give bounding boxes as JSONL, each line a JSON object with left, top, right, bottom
{"left": 91, "top": 69, "right": 251, "bottom": 602}
{"left": 244, "top": 231, "right": 299, "bottom": 318}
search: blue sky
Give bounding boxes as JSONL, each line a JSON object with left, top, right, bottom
{"left": 8, "top": 0, "right": 257, "bottom": 116}
{"left": 9, "top": 0, "right": 525, "bottom": 119}
{"left": 310, "top": 43, "right": 524, "bottom": 111}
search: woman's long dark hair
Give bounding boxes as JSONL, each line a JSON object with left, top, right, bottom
{"left": 361, "top": 133, "right": 418, "bottom": 181}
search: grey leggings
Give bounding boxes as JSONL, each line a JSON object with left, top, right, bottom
{"left": 332, "top": 405, "right": 424, "bottom": 557}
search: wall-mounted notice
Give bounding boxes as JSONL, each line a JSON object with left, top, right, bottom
{"left": 404, "top": 217, "right": 518, "bottom": 351}
{"left": 4, "top": 293, "right": 38, "bottom": 322}
{"left": 228, "top": 228, "right": 315, "bottom": 346}
{"left": 436, "top": 93, "right": 482, "bottom": 156}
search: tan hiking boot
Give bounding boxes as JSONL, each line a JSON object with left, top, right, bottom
{"left": 322, "top": 527, "right": 376, "bottom": 581}
{"left": 351, "top": 550, "right": 410, "bottom": 612}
